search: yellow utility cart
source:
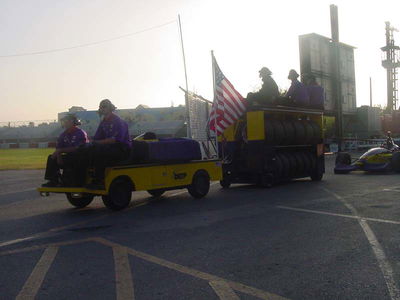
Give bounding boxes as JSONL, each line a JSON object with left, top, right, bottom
{"left": 38, "top": 159, "right": 222, "bottom": 211}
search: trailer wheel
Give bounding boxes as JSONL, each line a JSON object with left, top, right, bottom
{"left": 147, "top": 189, "right": 165, "bottom": 197}
{"left": 220, "top": 178, "right": 231, "bottom": 189}
{"left": 188, "top": 171, "right": 210, "bottom": 198}
{"left": 102, "top": 179, "right": 132, "bottom": 211}
{"left": 311, "top": 160, "right": 324, "bottom": 181}
{"left": 65, "top": 193, "right": 94, "bottom": 208}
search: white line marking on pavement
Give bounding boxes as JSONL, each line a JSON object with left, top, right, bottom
{"left": 113, "top": 246, "right": 135, "bottom": 300}
{"left": 322, "top": 187, "right": 400, "bottom": 300}
{"left": 16, "top": 246, "right": 58, "bottom": 300}
{"left": 95, "top": 237, "right": 289, "bottom": 300}
{"left": 209, "top": 280, "right": 240, "bottom": 300}
{"left": 276, "top": 205, "right": 400, "bottom": 225}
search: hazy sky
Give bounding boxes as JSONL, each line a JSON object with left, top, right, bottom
{"left": 1, "top": 0, "right": 399, "bottom": 123}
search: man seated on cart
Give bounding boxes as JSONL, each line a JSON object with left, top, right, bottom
{"left": 73, "top": 99, "right": 131, "bottom": 190}
{"left": 42, "top": 114, "right": 89, "bottom": 187}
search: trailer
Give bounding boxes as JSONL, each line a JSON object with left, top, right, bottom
{"left": 219, "top": 106, "right": 324, "bottom": 187}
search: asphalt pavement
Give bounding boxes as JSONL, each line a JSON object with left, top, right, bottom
{"left": 1, "top": 155, "right": 400, "bottom": 300}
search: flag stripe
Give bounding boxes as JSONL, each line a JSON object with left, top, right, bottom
{"left": 209, "top": 56, "right": 247, "bottom": 136}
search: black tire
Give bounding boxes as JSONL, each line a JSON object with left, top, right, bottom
{"left": 391, "top": 152, "right": 400, "bottom": 172}
{"left": 336, "top": 152, "right": 351, "bottom": 165}
{"left": 282, "top": 121, "right": 296, "bottom": 145}
{"left": 309, "top": 121, "right": 322, "bottom": 144}
{"left": 273, "top": 154, "right": 284, "bottom": 179}
{"left": 188, "top": 171, "right": 210, "bottom": 198}
{"left": 272, "top": 120, "right": 285, "bottom": 145}
{"left": 147, "top": 189, "right": 165, "bottom": 197}
{"left": 220, "top": 178, "right": 231, "bottom": 189}
{"left": 293, "top": 152, "right": 305, "bottom": 176}
{"left": 303, "top": 121, "right": 314, "bottom": 144}
{"left": 311, "top": 160, "right": 324, "bottom": 181}
{"left": 66, "top": 193, "right": 94, "bottom": 208}
{"left": 102, "top": 179, "right": 132, "bottom": 211}
{"left": 293, "top": 120, "right": 306, "bottom": 145}
{"left": 299, "top": 151, "right": 311, "bottom": 174}
{"left": 286, "top": 152, "right": 298, "bottom": 178}
{"left": 264, "top": 120, "right": 275, "bottom": 145}
{"left": 278, "top": 153, "right": 291, "bottom": 179}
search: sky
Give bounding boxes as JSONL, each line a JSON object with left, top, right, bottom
{"left": 0, "top": 0, "right": 399, "bottom": 123}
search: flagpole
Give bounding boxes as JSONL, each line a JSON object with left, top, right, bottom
{"left": 178, "top": 14, "right": 191, "bottom": 138}
{"left": 211, "top": 50, "right": 219, "bottom": 157}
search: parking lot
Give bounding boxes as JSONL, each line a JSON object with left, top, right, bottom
{"left": 1, "top": 155, "right": 400, "bottom": 300}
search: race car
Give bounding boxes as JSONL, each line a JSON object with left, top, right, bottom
{"left": 334, "top": 140, "right": 400, "bottom": 174}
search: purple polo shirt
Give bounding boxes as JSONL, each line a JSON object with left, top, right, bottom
{"left": 57, "top": 127, "right": 89, "bottom": 148}
{"left": 286, "top": 80, "right": 310, "bottom": 106}
{"left": 94, "top": 113, "right": 130, "bottom": 146}
{"left": 307, "top": 84, "right": 324, "bottom": 109}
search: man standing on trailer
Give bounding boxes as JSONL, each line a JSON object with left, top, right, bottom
{"left": 306, "top": 74, "right": 324, "bottom": 109}
{"left": 284, "top": 69, "right": 310, "bottom": 107}
{"left": 247, "top": 67, "right": 280, "bottom": 106}
{"left": 73, "top": 99, "right": 131, "bottom": 189}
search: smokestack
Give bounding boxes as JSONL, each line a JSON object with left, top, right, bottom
{"left": 330, "top": 4, "right": 339, "bottom": 42}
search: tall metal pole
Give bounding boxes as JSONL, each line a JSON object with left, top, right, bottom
{"left": 330, "top": 4, "right": 343, "bottom": 151}
{"left": 178, "top": 14, "right": 191, "bottom": 138}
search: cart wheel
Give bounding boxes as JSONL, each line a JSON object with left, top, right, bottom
{"left": 147, "top": 189, "right": 165, "bottom": 197}
{"left": 220, "top": 179, "right": 231, "bottom": 189}
{"left": 65, "top": 193, "right": 94, "bottom": 208}
{"left": 188, "top": 171, "right": 210, "bottom": 198}
{"left": 391, "top": 152, "right": 400, "bottom": 172}
{"left": 102, "top": 178, "right": 132, "bottom": 211}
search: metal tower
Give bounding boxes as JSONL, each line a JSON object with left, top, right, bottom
{"left": 381, "top": 22, "right": 400, "bottom": 112}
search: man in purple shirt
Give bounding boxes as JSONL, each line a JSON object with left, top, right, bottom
{"left": 306, "top": 74, "right": 325, "bottom": 109}
{"left": 283, "top": 69, "right": 310, "bottom": 107}
{"left": 74, "top": 99, "right": 131, "bottom": 189}
{"left": 42, "top": 114, "right": 89, "bottom": 187}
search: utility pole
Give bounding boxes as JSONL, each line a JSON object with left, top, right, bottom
{"left": 178, "top": 14, "right": 191, "bottom": 138}
{"left": 330, "top": 4, "right": 343, "bottom": 151}
{"left": 370, "top": 77, "right": 373, "bottom": 107}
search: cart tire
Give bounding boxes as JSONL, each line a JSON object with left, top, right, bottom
{"left": 391, "top": 152, "right": 400, "bottom": 172}
{"left": 102, "top": 178, "right": 132, "bottom": 211}
{"left": 147, "top": 189, "right": 165, "bottom": 197}
{"left": 66, "top": 193, "right": 94, "bottom": 208}
{"left": 220, "top": 179, "right": 231, "bottom": 189}
{"left": 188, "top": 171, "right": 210, "bottom": 198}
{"left": 293, "top": 152, "right": 305, "bottom": 176}
{"left": 309, "top": 121, "right": 321, "bottom": 144}
{"left": 336, "top": 152, "right": 351, "bottom": 165}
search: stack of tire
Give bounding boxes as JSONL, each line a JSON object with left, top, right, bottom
{"left": 272, "top": 151, "right": 318, "bottom": 181}
{"left": 264, "top": 119, "right": 321, "bottom": 145}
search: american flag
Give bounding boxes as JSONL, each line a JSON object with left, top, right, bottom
{"left": 209, "top": 56, "right": 247, "bottom": 136}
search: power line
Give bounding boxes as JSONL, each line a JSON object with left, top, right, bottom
{"left": 0, "top": 19, "right": 176, "bottom": 58}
